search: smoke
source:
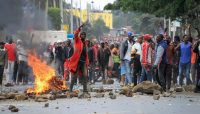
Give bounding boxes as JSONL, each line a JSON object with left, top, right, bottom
{"left": 0, "top": 0, "right": 53, "bottom": 42}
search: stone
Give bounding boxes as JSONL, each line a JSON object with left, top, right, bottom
{"left": 95, "top": 93, "right": 104, "bottom": 98}
{"left": 0, "top": 96, "right": 6, "bottom": 100}
{"left": 45, "top": 103, "right": 49, "bottom": 107}
{"left": 49, "top": 95, "right": 56, "bottom": 100}
{"left": 163, "top": 92, "right": 170, "bottom": 97}
{"left": 87, "top": 85, "right": 93, "bottom": 92}
{"left": 66, "top": 92, "right": 75, "bottom": 98}
{"left": 119, "top": 89, "right": 128, "bottom": 95}
{"left": 14, "top": 94, "right": 26, "bottom": 101}
{"left": 153, "top": 90, "right": 161, "bottom": 95}
{"left": 87, "top": 98, "right": 91, "bottom": 101}
{"left": 55, "top": 94, "right": 67, "bottom": 98}
{"left": 108, "top": 92, "right": 113, "bottom": 96}
{"left": 8, "top": 105, "right": 16, "bottom": 110}
{"left": 98, "top": 86, "right": 104, "bottom": 93}
{"left": 10, "top": 90, "right": 18, "bottom": 93}
{"left": 78, "top": 93, "right": 91, "bottom": 99}
{"left": 11, "top": 108, "right": 19, "bottom": 112}
{"left": 35, "top": 95, "right": 50, "bottom": 100}
{"left": 170, "top": 95, "right": 176, "bottom": 98}
{"left": 153, "top": 95, "right": 160, "bottom": 100}
{"left": 110, "top": 95, "right": 116, "bottom": 99}
{"left": 132, "top": 81, "right": 162, "bottom": 94}
{"left": 102, "top": 79, "right": 114, "bottom": 85}
{"left": 3, "top": 91, "right": 10, "bottom": 94}
{"left": 183, "top": 85, "right": 196, "bottom": 92}
{"left": 35, "top": 98, "right": 48, "bottom": 102}
{"left": 125, "top": 89, "right": 133, "bottom": 97}
{"left": 174, "top": 87, "right": 183, "bottom": 92}
{"left": 55, "top": 107, "right": 59, "bottom": 109}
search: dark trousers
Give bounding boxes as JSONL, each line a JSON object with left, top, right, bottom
{"left": 18, "top": 61, "right": 28, "bottom": 83}
{"left": 196, "top": 63, "right": 200, "bottom": 88}
{"left": 70, "top": 61, "right": 87, "bottom": 92}
{"left": 157, "top": 63, "right": 166, "bottom": 90}
{"left": 55, "top": 60, "right": 63, "bottom": 76}
{"left": 133, "top": 60, "right": 141, "bottom": 86}
{"left": 164, "top": 64, "right": 173, "bottom": 89}
{"left": 13, "top": 61, "right": 18, "bottom": 83}
{"left": 89, "top": 61, "right": 93, "bottom": 82}
{"left": 114, "top": 63, "right": 120, "bottom": 80}
{"left": 0, "top": 65, "right": 4, "bottom": 85}
{"left": 172, "top": 65, "right": 179, "bottom": 84}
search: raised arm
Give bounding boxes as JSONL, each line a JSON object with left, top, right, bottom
{"left": 187, "top": 24, "right": 191, "bottom": 37}
{"left": 158, "top": 21, "right": 166, "bottom": 40}
{"left": 74, "top": 24, "right": 86, "bottom": 43}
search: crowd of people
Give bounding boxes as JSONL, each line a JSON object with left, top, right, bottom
{"left": 0, "top": 22, "right": 200, "bottom": 94}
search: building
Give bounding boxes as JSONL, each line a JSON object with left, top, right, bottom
{"left": 66, "top": 9, "right": 113, "bottom": 29}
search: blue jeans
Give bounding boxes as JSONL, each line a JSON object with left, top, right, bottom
{"left": 124, "top": 60, "right": 132, "bottom": 85}
{"left": 139, "top": 65, "right": 152, "bottom": 83}
{"left": 179, "top": 62, "right": 191, "bottom": 86}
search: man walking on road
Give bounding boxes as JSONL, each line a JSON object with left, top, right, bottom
{"left": 68, "top": 24, "right": 89, "bottom": 94}
{"left": 120, "top": 32, "right": 135, "bottom": 88}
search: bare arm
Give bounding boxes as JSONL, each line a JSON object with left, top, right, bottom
{"left": 174, "top": 44, "right": 181, "bottom": 51}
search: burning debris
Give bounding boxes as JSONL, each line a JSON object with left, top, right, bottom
{"left": 26, "top": 50, "right": 68, "bottom": 95}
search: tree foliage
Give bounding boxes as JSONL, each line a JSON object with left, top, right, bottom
{"left": 113, "top": 15, "right": 127, "bottom": 28}
{"left": 48, "top": 7, "right": 62, "bottom": 30}
{"left": 104, "top": 0, "right": 200, "bottom": 26}
{"left": 93, "top": 19, "right": 110, "bottom": 39}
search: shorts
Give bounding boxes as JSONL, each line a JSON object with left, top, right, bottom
{"left": 121, "top": 65, "right": 126, "bottom": 75}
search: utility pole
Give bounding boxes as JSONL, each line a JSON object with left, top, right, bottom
{"left": 70, "top": 0, "right": 73, "bottom": 34}
{"left": 60, "top": 0, "right": 63, "bottom": 30}
{"left": 80, "top": 0, "right": 82, "bottom": 25}
{"left": 164, "top": 15, "right": 166, "bottom": 29}
{"left": 45, "top": 0, "right": 48, "bottom": 30}
{"left": 27, "top": 0, "right": 31, "bottom": 39}
{"left": 168, "top": 18, "right": 171, "bottom": 38}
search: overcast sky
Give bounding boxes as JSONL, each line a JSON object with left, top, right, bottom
{"left": 65, "top": 0, "right": 115, "bottom": 10}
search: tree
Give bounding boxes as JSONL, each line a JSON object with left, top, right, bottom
{"left": 113, "top": 15, "right": 127, "bottom": 28}
{"left": 48, "top": 7, "right": 62, "bottom": 30}
{"left": 82, "top": 21, "right": 94, "bottom": 40}
{"left": 104, "top": 0, "right": 200, "bottom": 27}
{"left": 93, "top": 19, "right": 110, "bottom": 39}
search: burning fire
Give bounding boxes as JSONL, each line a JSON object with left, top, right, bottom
{"left": 26, "top": 50, "right": 67, "bottom": 95}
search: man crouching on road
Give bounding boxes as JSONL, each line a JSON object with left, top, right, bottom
{"left": 68, "top": 24, "right": 89, "bottom": 95}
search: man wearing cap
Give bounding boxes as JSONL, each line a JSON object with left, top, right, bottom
{"left": 95, "top": 41, "right": 111, "bottom": 82}
{"left": 139, "top": 34, "right": 153, "bottom": 83}
{"left": 4, "top": 36, "right": 17, "bottom": 86}
{"left": 120, "top": 32, "right": 135, "bottom": 88}
{"left": 153, "top": 34, "right": 167, "bottom": 92}
{"left": 68, "top": 24, "right": 90, "bottom": 95}
{"left": 55, "top": 40, "right": 64, "bottom": 76}
{"left": 0, "top": 42, "right": 8, "bottom": 85}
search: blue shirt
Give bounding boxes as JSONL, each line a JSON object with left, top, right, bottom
{"left": 180, "top": 42, "right": 192, "bottom": 63}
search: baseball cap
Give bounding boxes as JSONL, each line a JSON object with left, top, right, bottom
{"left": 143, "top": 34, "right": 153, "bottom": 39}
{"left": 86, "top": 39, "right": 90, "bottom": 42}
{"left": 57, "top": 40, "right": 62, "bottom": 43}
{"left": 0, "top": 42, "right": 5, "bottom": 45}
{"left": 127, "top": 32, "right": 134, "bottom": 37}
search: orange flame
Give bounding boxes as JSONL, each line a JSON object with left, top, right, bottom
{"left": 26, "top": 50, "right": 67, "bottom": 95}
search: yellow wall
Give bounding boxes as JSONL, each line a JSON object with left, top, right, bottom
{"left": 66, "top": 9, "right": 113, "bottom": 29}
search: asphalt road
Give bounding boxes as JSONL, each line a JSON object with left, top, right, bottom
{"left": 0, "top": 79, "right": 200, "bottom": 114}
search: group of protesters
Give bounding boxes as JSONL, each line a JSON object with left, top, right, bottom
{"left": 0, "top": 22, "right": 200, "bottom": 94}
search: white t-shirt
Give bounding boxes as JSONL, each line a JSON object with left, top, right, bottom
{"left": 124, "top": 40, "right": 134, "bottom": 61}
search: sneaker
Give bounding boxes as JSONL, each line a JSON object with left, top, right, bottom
{"left": 120, "top": 83, "right": 124, "bottom": 87}
{"left": 124, "top": 85, "right": 128, "bottom": 88}
{"left": 130, "top": 83, "right": 134, "bottom": 87}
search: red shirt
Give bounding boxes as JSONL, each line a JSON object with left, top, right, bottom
{"left": 4, "top": 43, "right": 17, "bottom": 61}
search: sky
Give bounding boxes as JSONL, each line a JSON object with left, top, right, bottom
{"left": 65, "top": 0, "right": 115, "bottom": 10}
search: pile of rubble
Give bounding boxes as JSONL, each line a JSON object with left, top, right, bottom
{"left": 0, "top": 81, "right": 197, "bottom": 102}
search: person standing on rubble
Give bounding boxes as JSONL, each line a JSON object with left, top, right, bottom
{"left": 68, "top": 24, "right": 90, "bottom": 95}
{"left": 0, "top": 42, "right": 8, "bottom": 86}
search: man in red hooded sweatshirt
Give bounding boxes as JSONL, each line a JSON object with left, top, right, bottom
{"left": 68, "top": 24, "right": 89, "bottom": 94}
